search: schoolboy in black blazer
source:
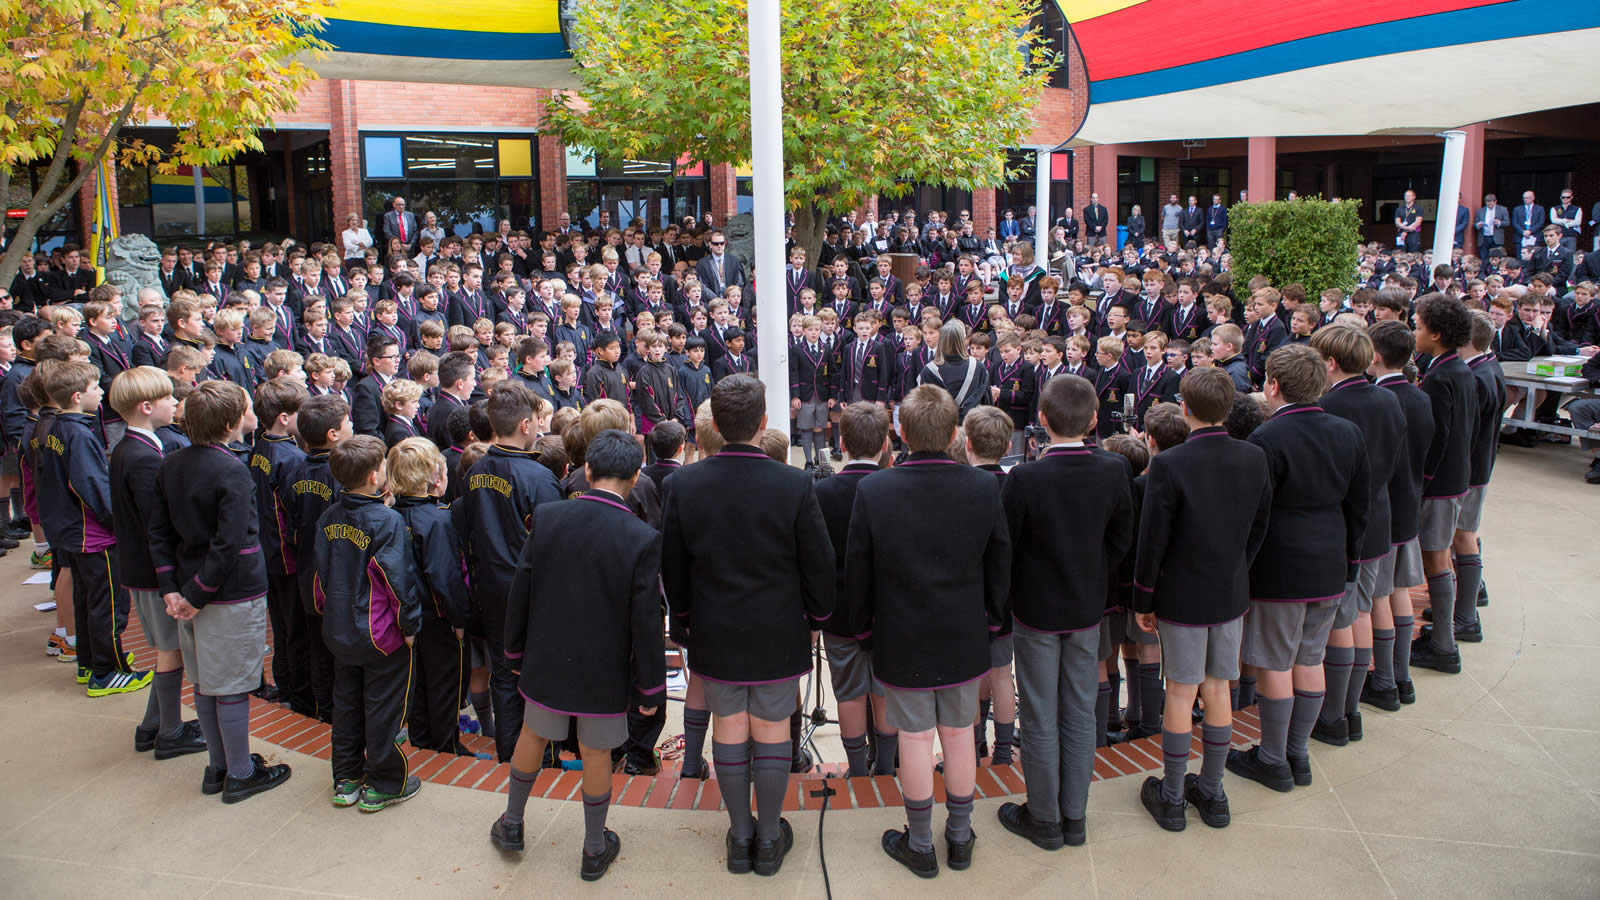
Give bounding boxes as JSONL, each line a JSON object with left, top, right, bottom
{"left": 1446, "top": 313, "right": 1506, "bottom": 646}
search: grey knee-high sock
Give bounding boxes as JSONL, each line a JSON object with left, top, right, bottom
{"left": 905, "top": 795, "right": 934, "bottom": 853}
{"left": 945, "top": 791, "right": 974, "bottom": 843}
{"left": 1319, "top": 646, "right": 1354, "bottom": 725}
{"left": 504, "top": 765, "right": 537, "bottom": 824}
{"left": 1393, "top": 616, "right": 1414, "bottom": 683}
{"left": 1160, "top": 728, "right": 1190, "bottom": 804}
{"left": 140, "top": 681, "right": 161, "bottom": 732}
{"left": 1199, "top": 723, "right": 1231, "bottom": 799}
{"left": 842, "top": 733, "right": 870, "bottom": 777}
{"left": 1347, "top": 647, "right": 1371, "bottom": 717}
{"left": 1139, "top": 663, "right": 1164, "bottom": 730}
{"left": 156, "top": 667, "right": 184, "bottom": 737}
{"left": 801, "top": 431, "right": 816, "bottom": 464}
{"left": 194, "top": 691, "right": 226, "bottom": 772}
{"left": 1256, "top": 695, "right": 1293, "bottom": 766}
{"left": 1453, "top": 554, "right": 1483, "bottom": 629}
{"left": 1121, "top": 656, "right": 1141, "bottom": 723}
{"left": 681, "top": 707, "right": 710, "bottom": 776}
{"left": 1370, "top": 628, "right": 1396, "bottom": 690}
{"left": 581, "top": 791, "right": 612, "bottom": 856}
{"left": 216, "top": 693, "right": 255, "bottom": 779}
{"left": 751, "top": 741, "right": 791, "bottom": 842}
{"left": 1238, "top": 676, "right": 1257, "bottom": 708}
{"left": 470, "top": 690, "right": 496, "bottom": 739}
{"left": 713, "top": 740, "right": 754, "bottom": 840}
{"left": 873, "top": 730, "right": 898, "bottom": 776}
{"left": 1095, "top": 681, "right": 1111, "bottom": 747}
{"left": 1426, "top": 571, "right": 1457, "bottom": 652}
{"left": 1105, "top": 665, "right": 1122, "bottom": 729}
{"left": 1285, "top": 690, "right": 1325, "bottom": 761}
{"left": 1229, "top": 684, "right": 1241, "bottom": 710}
{"left": 992, "top": 721, "right": 1015, "bottom": 765}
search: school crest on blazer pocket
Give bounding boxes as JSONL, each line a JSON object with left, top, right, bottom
{"left": 867, "top": 356, "right": 877, "bottom": 368}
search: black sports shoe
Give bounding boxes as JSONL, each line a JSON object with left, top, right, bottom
{"left": 726, "top": 829, "right": 754, "bottom": 874}
{"left": 1063, "top": 816, "right": 1086, "bottom": 847}
{"left": 1360, "top": 683, "right": 1402, "bottom": 712}
{"left": 222, "top": 758, "right": 292, "bottom": 803}
{"left": 0, "top": 534, "right": 19, "bottom": 549}
{"left": 1310, "top": 717, "right": 1349, "bottom": 747}
{"left": 1139, "top": 776, "right": 1186, "bottom": 832}
{"left": 1288, "top": 755, "right": 1312, "bottom": 787}
{"left": 154, "top": 721, "right": 208, "bottom": 760}
{"left": 1396, "top": 679, "right": 1417, "bottom": 704}
{"left": 881, "top": 827, "right": 938, "bottom": 878}
{"left": 580, "top": 829, "right": 621, "bottom": 881}
{"left": 490, "top": 814, "right": 525, "bottom": 852}
{"left": 1410, "top": 637, "right": 1461, "bottom": 674}
{"left": 754, "top": 818, "right": 794, "bottom": 877}
{"left": 997, "top": 801, "right": 1064, "bottom": 851}
{"left": 1183, "top": 773, "right": 1230, "bottom": 829}
{"left": 1225, "top": 746, "right": 1294, "bottom": 793}
{"left": 1346, "top": 711, "right": 1363, "bottom": 742}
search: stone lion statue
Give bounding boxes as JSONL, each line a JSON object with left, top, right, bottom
{"left": 104, "top": 234, "right": 164, "bottom": 302}
{"left": 723, "top": 212, "right": 755, "bottom": 272}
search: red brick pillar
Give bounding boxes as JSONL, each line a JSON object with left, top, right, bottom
{"left": 328, "top": 80, "right": 362, "bottom": 230}
{"left": 538, "top": 133, "right": 567, "bottom": 230}
{"left": 1459, "top": 122, "right": 1486, "bottom": 255}
{"left": 1247, "top": 136, "right": 1277, "bottom": 204}
{"left": 853, "top": 195, "right": 878, "bottom": 227}
{"left": 972, "top": 188, "right": 996, "bottom": 233}
{"left": 1156, "top": 156, "right": 1180, "bottom": 205}
{"left": 709, "top": 163, "right": 737, "bottom": 225}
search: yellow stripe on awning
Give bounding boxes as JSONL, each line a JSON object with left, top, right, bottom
{"left": 1055, "top": 0, "right": 1148, "bottom": 23}
{"left": 314, "top": 0, "right": 559, "bottom": 33}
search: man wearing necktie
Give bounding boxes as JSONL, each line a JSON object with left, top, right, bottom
{"left": 1513, "top": 190, "right": 1545, "bottom": 250}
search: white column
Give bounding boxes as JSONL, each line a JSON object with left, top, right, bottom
{"left": 1035, "top": 148, "right": 1050, "bottom": 253}
{"left": 749, "top": 0, "right": 789, "bottom": 437}
{"left": 1432, "top": 130, "right": 1467, "bottom": 268}
{"left": 193, "top": 168, "right": 207, "bottom": 235}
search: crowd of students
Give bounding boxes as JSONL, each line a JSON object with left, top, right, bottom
{"left": 0, "top": 200, "right": 1579, "bottom": 883}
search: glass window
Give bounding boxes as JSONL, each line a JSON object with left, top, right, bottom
{"left": 364, "top": 136, "right": 403, "bottom": 178}
{"left": 404, "top": 134, "right": 494, "bottom": 177}
{"left": 597, "top": 158, "right": 673, "bottom": 178}
{"left": 1030, "top": 5, "right": 1070, "bottom": 89}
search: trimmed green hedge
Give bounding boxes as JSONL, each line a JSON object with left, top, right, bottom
{"left": 1228, "top": 197, "right": 1361, "bottom": 297}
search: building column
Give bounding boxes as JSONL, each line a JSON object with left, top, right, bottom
{"left": 1247, "top": 136, "right": 1276, "bottom": 203}
{"left": 327, "top": 80, "right": 362, "bottom": 230}
{"left": 1091, "top": 143, "right": 1119, "bottom": 211}
{"left": 282, "top": 144, "right": 298, "bottom": 237}
{"left": 972, "top": 188, "right": 997, "bottom": 233}
{"left": 709, "top": 164, "right": 737, "bottom": 225}
{"left": 1458, "top": 122, "right": 1486, "bottom": 255}
{"left": 537, "top": 135, "right": 567, "bottom": 230}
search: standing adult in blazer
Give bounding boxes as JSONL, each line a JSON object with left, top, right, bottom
{"left": 384, "top": 196, "right": 419, "bottom": 255}
{"left": 1084, "top": 194, "right": 1111, "bottom": 247}
{"left": 1476, "top": 195, "right": 1510, "bottom": 257}
{"left": 695, "top": 231, "right": 746, "bottom": 300}
{"left": 1206, "top": 195, "right": 1228, "bottom": 249}
{"left": 1510, "top": 191, "right": 1545, "bottom": 251}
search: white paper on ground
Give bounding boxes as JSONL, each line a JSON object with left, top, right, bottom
{"left": 23, "top": 572, "right": 51, "bottom": 585}
{"left": 32, "top": 601, "right": 56, "bottom": 612}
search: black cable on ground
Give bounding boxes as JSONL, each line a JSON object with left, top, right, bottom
{"left": 810, "top": 781, "right": 836, "bottom": 900}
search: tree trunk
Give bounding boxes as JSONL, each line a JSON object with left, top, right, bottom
{"left": 792, "top": 200, "right": 828, "bottom": 276}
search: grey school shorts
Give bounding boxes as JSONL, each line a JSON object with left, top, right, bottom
{"left": 1334, "top": 558, "right": 1383, "bottom": 629}
{"left": 823, "top": 634, "right": 882, "bottom": 703}
{"left": 0, "top": 444, "right": 17, "bottom": 478}
{"left": 1418, "top": 495, "right": 1463, "bottom": 552}
{"left": 990, "top": 633, "right": 1014, "bottom": 668}
{"left": 796, "top": 397, "right": 828, "bottom": 431}
{"left": 1392, "top": 538, "right": 1426, "bottom": 590}
{"left": 1157, "top": 616, "right": 1243, "bottom": 685}
{"left": 1098, "top": 612, "right": 1122, "bottom": 661}
{"left": 178, "top": 595, "right": 268, "bottom": 696}
{"left": 701, "top": 675, "right": 801, "bottom": 722}
{"left": 1124, "top": 608, "right": 1159, "bottom": 646}
{"left": 1241, "top": 597, "right": 1339, "bottom": 672}
{"left": 1457, "top": 484, "right": 1487, "bottom": 533}
{"left": 524, "top": 701, "right": 627, "bottom": 750}
{"left": 132, "top": 588, "right": 180, "bottom": 652}
{"left": 880, "top": 679, "right": 980, "bottom": 733}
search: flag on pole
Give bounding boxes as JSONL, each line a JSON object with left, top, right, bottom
{"left": 88, "top": 157, "right": 118, "bottom": 285}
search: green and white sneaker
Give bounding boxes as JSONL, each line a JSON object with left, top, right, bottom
{"left": 358, "top": 774, "right": 421, "bottom": 813}
{"left": 87, "top": 669, "right": 153, "bottom": 697}
{"left": 332, "top": 779, "right": 362, "bottom": 808}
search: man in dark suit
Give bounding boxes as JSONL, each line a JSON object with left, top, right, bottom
{"left": 1452, "top": 196, "right": 1470, "bottom": 249}
{"left": 660, "top": 375, "right": 833, "bottom": 876}
{"left": 44, "top": 245, "right": 95, "bottom": 302}
{"left": 1206, "top": 194, "right": 1228, "bottom": 248}
{"left": 1476, "top": 195, "right": 1510, "bottom": 257}
{"left": 384, "top": 197, "right": 419, "bottom": 254}
{"left": 1178, "top": 196, "right": 1204, "bottom": 247}
{"left": 1084, "top": 193, "right": 1110, "bottom": 247}
{"left": 694, "top": 231, "right": 746, "bottom": 300}
{"left": 1511, "top": 190, "right": 1545, "bottom": 252}
{"left": 156, "top": 246, "right": 188, "bottom": 298}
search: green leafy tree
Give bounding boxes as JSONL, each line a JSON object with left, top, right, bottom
{"left": 546, "top": 0, "right": 1056, "bottom": 264}
{"left": 1227, "top": 198, "right": 1362, "bottom": 297}
{"left": 0, "top": 0, "right": 326, "bottom": 286}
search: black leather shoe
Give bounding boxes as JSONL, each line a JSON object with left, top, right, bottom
{"left": 945, "top": 830, "right": 975, "bottom": 870}
{"left": 753, "top": 818, "right": 794, "bottom": 876}
{"left": 997, "top": 801, "right": 1063, "bottom": 850}
{"left": 0, "top": 534, "right": 19, "bottom": 549}
{"left": 1455, "top": 621, "right": 1483, "bottom": 643}
{"left": 725, "top": 829, "right": 754, "bottom": 874}
{"left": 1420, "top": 607, "right": 1433, "bottom": 622}
{"left": 1396, "top": 680, "right": 1417, "bottom": 704}
{"left": 221, "top": 758, "right": 292, "bottom": 803}
{"left": 1288, "top": 755, "right": 1312, "bottom": 787}
{"left": 790, "top": 746, "right": 813, "bottom": 775}
{"left": 1360, "top": 683, "right": 1401, "bottom": 712}
{"left": 1410, "top": 637, "right": 1462, "bottom": 674}
{"left": 1310, "top": 717, "right": 1349, "bottom": 747}
{"left": 154, "top": 720, "right": 208, "bottom": 760}
{"left": 1347, "top": 711, "right": 1363, "bottom": 742}
{"left": 251, "top": 683, "right": 283, "bottom": 703}
{"left": 1477, "top": 581, "right": 1489, "bottom": 607}
{"left": 1183, "top": 773, "right": 1230, "bottom": 828}
{"left": 678, "top": 757, "right": 709, "bottom": 779}
{"left": 1139, "top": 776, "right": 1186, "bottom": 832}
{"left": 580, "top": 829, "right": 620, "bottom": 881}
{"left": 490, "top": 814, "right": 524, "bottom": 852}
{"left": 203, "top": 752, "right": 263, "bottom": 795}
{"left": 1063, "top": 816, "right": 1086, "bottom": 847}
{"left": 135, "top": 724, "right": 158, "bottom": 752}
{"left": 1107, "top": 723, "right": 1160, "bottom": 745}
{"left": 1225, "top": 746, "right": 1294, "bottom": 793}
{"left": 881, "top": 828, "right": 938, "bottom": 878}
